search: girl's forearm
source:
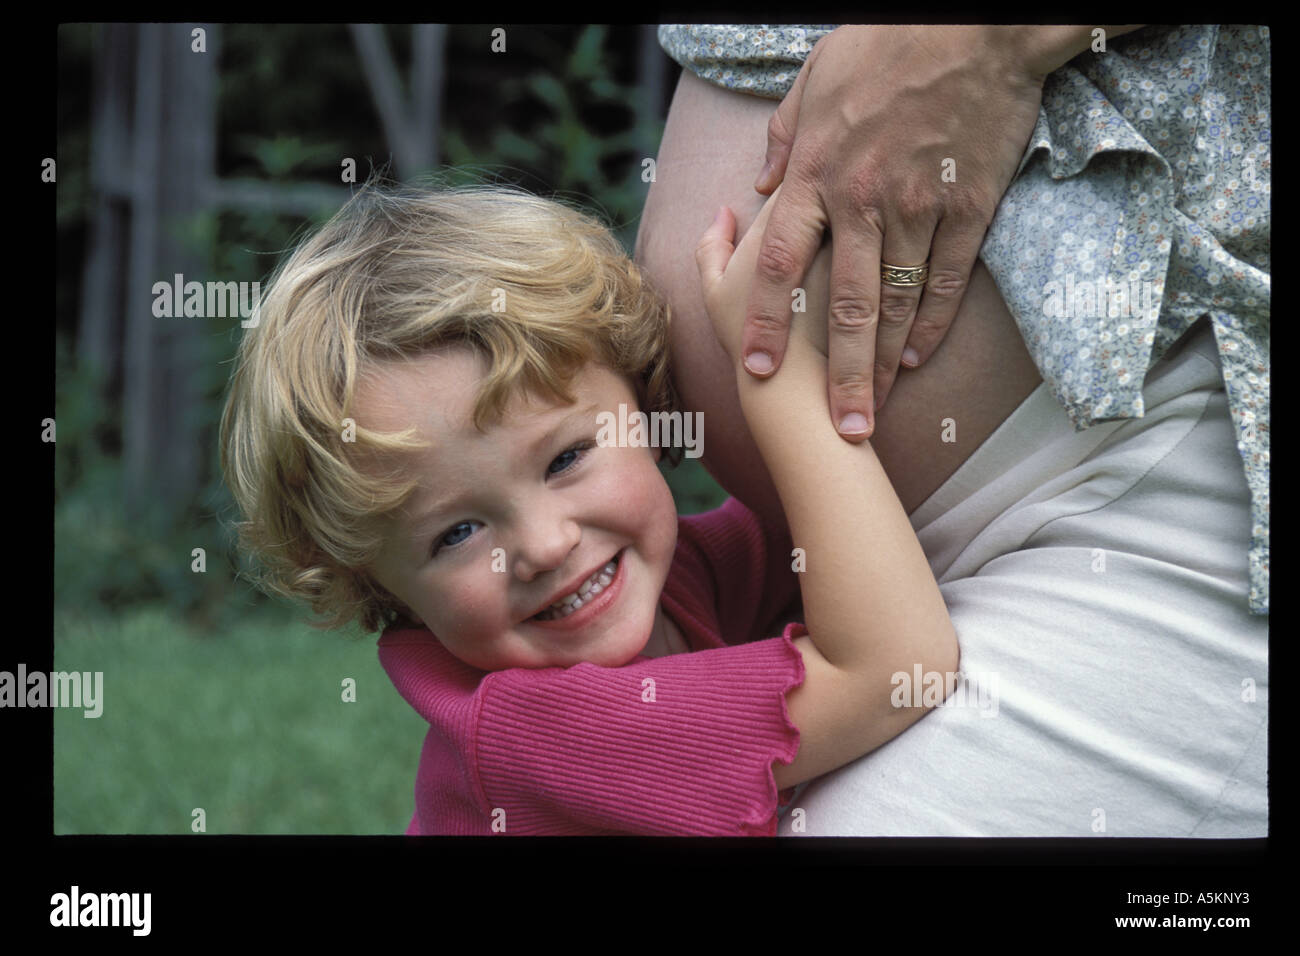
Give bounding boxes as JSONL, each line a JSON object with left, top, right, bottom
{"left": 694, "top": 196, "right": 959, "bottom": 782}
{"left": 737, "top": 338, "right": 956, "bottom": 678}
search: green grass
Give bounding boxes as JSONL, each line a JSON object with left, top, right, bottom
{"left": 54, "top": 601, "right": 426, "bottom": 834}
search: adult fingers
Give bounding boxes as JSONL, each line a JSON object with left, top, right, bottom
{"left": 740, "top": 175, "right": 828, "bottom": 379}
{"left": 754, "top": 55, "right": 812, "bottom": 195}
{"left": 903, "top": 208, "right": 989, "bottom": 371}
{"left": 821, "top": 193, "right": 888, "bottom": 439}
{"left": 869, "top": 203, "right": 940, "bottom": 414}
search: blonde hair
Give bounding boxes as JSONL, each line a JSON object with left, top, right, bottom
{"left": 219, "top": 175, "right": 676, "bottom": 633}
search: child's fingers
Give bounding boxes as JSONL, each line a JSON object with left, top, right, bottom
{"left": 695, "top": 206, "right": 737, "bottom": 295}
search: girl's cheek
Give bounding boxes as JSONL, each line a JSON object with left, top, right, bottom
{"left": 620, "top": 460, "right": 672, "bottom": 517}
{"left": 455, "top": 575, "right": 497, "bottom": 620}
{"left": 425, "top": 571, "right": 482, "bottom": 631}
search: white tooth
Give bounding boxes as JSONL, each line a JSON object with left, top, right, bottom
{"left": 539, "top": 562, "right": 618, "bottom": 620}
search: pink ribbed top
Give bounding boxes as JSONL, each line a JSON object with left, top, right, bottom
{"left": 377, "top": 497, "right": 807, "bottom": 835}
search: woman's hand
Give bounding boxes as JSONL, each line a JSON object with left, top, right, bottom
{"left": 742, "top": 25, "right": 1051, "bottom": 439}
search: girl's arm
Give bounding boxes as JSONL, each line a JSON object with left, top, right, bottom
{"left": 697, "top": 197, "right": 960, "bottom": 790}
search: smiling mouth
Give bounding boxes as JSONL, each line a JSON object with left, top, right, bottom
{"left": 530, "top": 552, "right": 621, "bottom": 621}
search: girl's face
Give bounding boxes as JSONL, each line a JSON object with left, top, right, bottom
{"left": 359, "top": 347, "right": 680, "bottom": 670}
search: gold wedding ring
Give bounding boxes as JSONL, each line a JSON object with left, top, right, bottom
{"left": 880, "top": 261, "right": 930, "bottom": 287}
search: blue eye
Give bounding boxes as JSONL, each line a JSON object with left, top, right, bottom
{"left": 436, "top": 521, "right": 479, "bottom": 552}
{"left": 548, "top": 450, "right": 578, "bottom": 474}
{"left": 548, "top": 443, "right": 591, "bottom": 475}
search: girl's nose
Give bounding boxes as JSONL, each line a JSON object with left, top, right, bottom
{"left": 511, "top": 512, "right": 582, "bottom": 582}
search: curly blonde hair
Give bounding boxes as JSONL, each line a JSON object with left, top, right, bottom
{"left": 219, "top": 175, "right": 677, "bottom": 634}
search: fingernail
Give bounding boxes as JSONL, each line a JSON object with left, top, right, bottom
{"left": 711, "top": 207, "right": 724, "bottom": 226}
{"left": 838, "top": 412, "right": 870, "bottom": 436}
{"left": 902, "top": 346, "right": 920, "bottom": 367}
{"left": 744, "top": 351, "right": 773, "bottom": 375}
{"left": 754, "top": 161, "right": 773, "bottom": 190}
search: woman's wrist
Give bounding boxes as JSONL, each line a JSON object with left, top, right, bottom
{"left": 991, "top": 25, "right": 1146, "bottom": 81}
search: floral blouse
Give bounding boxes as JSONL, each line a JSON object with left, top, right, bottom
{"left": 658, "top": 24, "right": 1269, "bottom": 615}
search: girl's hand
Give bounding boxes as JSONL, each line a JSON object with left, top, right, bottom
{"left": 697, "top": 185, "right": 803, "bottom": 364}
{"left": 695, "top": 205, "right": 743, "bottom": 361}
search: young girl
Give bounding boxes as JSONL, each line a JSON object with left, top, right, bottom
{"left": 220, "top": 177, "right": 958, "bottom": 835}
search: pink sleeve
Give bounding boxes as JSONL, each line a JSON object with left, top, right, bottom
{"left": 674, "top": 499, "right": 800, "bottom": 648}
{"left": 471, "top": 626, "right": 806, "bottom": 836}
